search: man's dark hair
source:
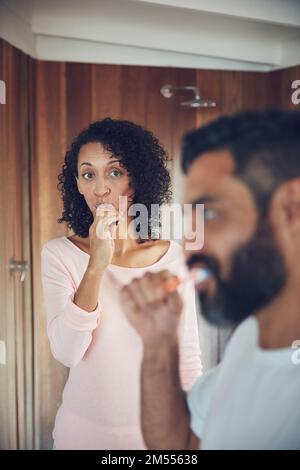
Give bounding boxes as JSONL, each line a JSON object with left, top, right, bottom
{"left": 182, "top": 108, "right": 300, "bottom": 214}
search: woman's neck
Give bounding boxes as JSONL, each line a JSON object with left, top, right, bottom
{"left": 113, "top": 236, "right": 141, "bottom": 257}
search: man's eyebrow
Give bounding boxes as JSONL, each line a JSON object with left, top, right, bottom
{"left": 80, "top": 159, "right": 121, "bottom": 168}
{"left": 187, "top": 196, "right": 219, "bottom": 206}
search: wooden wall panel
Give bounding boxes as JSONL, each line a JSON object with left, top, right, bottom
{"left": 240, "top": 72, "right": 269, "bottom": 110}
{"left": 221, "top": 71, "right": 245, "bottom": 114}
{"left": 91, "top": 64, "right": 121, "bottom": 121}
{"left": 196, "top": 70, "right": 222, "bottom": 127}
{"left": 120, "top": 66, "right": 146, "bottom": 125}
{"left": 269, "top": 66, "right": 300, "bottom": 109}
{"left": 30, "top": 60, "right": 68, "bottom": 450}
{"left": 144, "top": 66, "right": 176, "bottom": 155}
{"left": 196, "top": 70, "right": 271, "bottom": 128}
{"left": 213, "top": 71, "right": 268, "bottom": 116}
{"left": 195, "top": 67, "right": 300, "bottom": 129}
{"left": 66, "top": 63, "right": 92, "bottom": 147}
{"left": 267, "top": 69, "right": 282, "bottom": 108}
{"left": 0, "top": 39, "right": 33, "bottom": 449}
{"left": 170, "top": 67, "right": 197, "bottom": 204}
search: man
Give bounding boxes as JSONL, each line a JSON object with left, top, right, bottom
{"left": 120, "top": 109, "right": 300, "bottom": 450}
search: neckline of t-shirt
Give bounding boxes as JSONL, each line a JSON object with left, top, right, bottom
{"left": 62, "top": 236, "right": 175, "bottom": 270}
{"left": 250, "top": 316, "right": 295, "bottom": 365}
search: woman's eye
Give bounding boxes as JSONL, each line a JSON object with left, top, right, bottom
{"left": 82, "top": 172, "right": 94, "bottom": 180}
{"left": 109, "top": 169, "right": 123, "bottom": 177}
{"left": 204, "top": 208, "right": 218, "bottom": 221}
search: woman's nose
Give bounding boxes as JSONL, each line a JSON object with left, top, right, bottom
{"left": 94, "top": 179, "right": 111, "bottom": 197}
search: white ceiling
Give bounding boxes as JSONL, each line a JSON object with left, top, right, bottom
{"left": 1, "top": 0, "right": 300, "bottom": 71}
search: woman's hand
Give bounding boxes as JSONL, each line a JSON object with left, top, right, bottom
{"left": 88, "top": 205, "right": 120, "bottom": 271}
{"left": 120, "top": 270, "right": 183, "bottom": 348}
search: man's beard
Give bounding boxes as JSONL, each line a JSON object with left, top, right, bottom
{"left": 187, "top": 219, "right": 287, "bottom": 328}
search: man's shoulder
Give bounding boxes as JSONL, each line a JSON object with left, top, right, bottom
{"left": 188, "top": 318, "right": 256, "bottom": 398}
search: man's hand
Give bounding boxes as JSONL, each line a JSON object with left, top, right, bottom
{"left": 121, "top": 269, "right": 196, "bottom": 450}
{"left": 120, "top": 270, "right": 183, "bottom": 347}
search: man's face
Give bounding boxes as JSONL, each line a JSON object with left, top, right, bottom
{"left": 184, "top": 149, "right": 287, "bottom": 327}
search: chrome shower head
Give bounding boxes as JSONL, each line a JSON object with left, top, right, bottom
{"left": 160, "top": 84, "right": 216, "bottom": 108}
{"left": 181, "top": 98, "right": 216, "bottom": 108}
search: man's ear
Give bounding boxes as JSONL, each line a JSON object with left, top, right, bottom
{"left": 273, "top": 179, "right": 300, "bottom": 236}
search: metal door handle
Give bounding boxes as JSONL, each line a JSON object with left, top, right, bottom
{"left": 9, "top": 259, "right": 29, "bottom": 282}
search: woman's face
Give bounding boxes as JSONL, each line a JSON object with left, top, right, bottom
{"left": 76, "top": 142, "right": 134, "bottom": 217}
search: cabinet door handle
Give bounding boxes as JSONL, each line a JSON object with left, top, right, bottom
{"left": 9, "top": 260, "right": 29, "bottom": 282}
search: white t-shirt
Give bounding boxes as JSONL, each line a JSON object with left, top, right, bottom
{"left": 187, "top": 316, "right": 300, "bottom": 450}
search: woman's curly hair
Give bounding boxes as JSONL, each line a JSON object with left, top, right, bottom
{"left": 57, "top": 118, "right": 172, "bottom": 240}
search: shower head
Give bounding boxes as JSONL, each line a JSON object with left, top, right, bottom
{"left": 160, "top": 84, "right": 216, "bottom": 108}
{"left": 181, "top": 98, "right": 217, "bottom": 108}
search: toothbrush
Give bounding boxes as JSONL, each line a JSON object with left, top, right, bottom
{"left": 164, "top": 268, "right": 212, "bottom": 293}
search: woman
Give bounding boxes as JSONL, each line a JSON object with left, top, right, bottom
{"left": 41, "top": 118, "right": 202, "bottom": 450}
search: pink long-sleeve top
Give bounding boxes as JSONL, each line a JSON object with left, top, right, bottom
{"left": 41, "top": 236, "right": 202, "bottom": 450}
